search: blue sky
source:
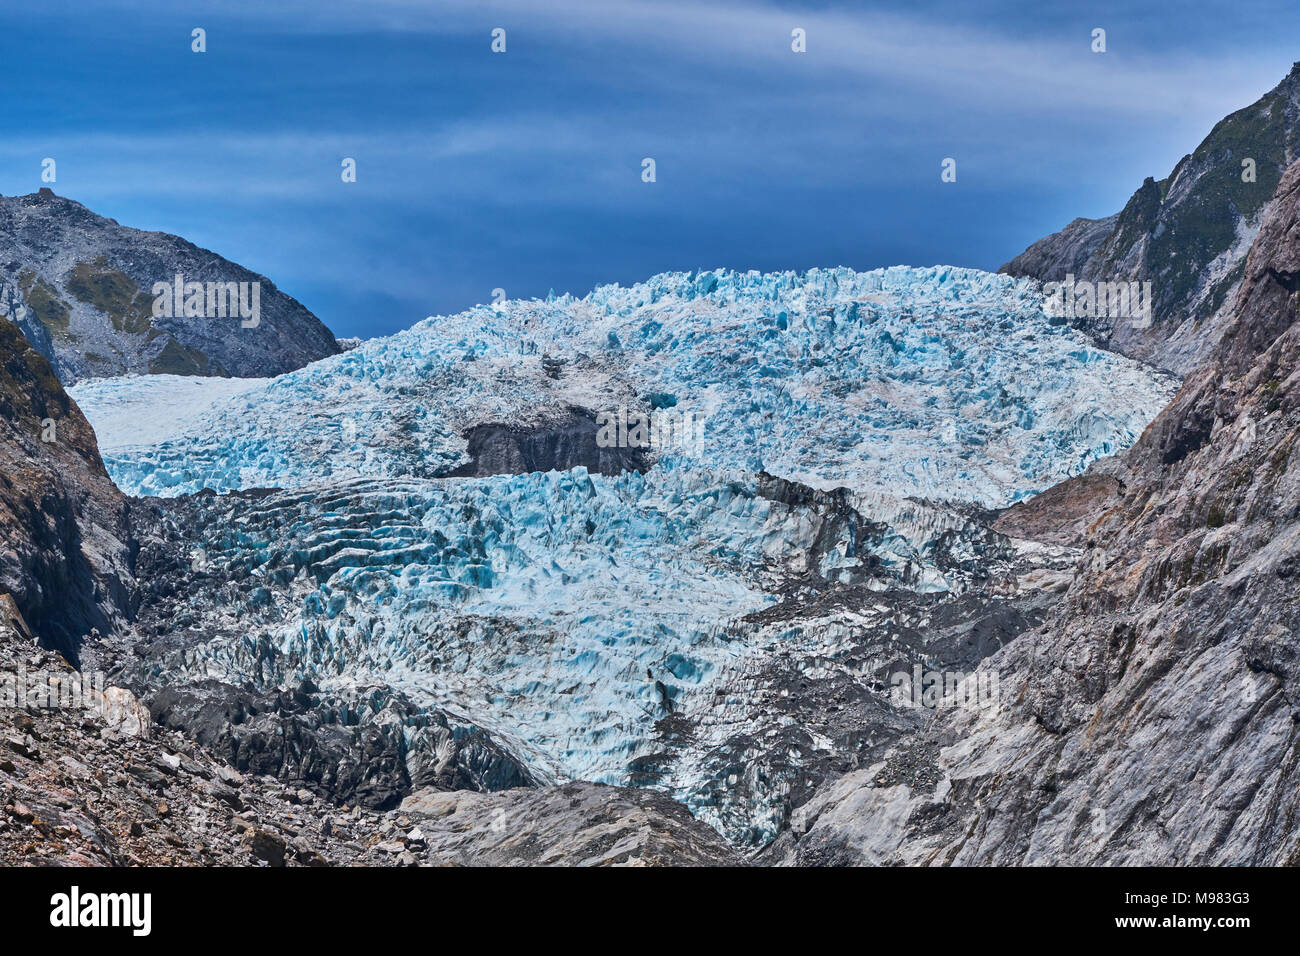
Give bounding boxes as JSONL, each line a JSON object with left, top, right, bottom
{"left": 1, "top": 0, "right": 1296, "bottom": 339}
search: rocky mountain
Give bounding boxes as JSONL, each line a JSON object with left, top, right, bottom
{"left": 768, "top": 156, "right": 1300, "bottom": 866}
{"left": 0, "top": 190, "right": 339, "bottom": 384}
{"left": 1001, "top": 62, "right": 1300, "bottom": 374}
{"left": 0, "top": 316, "right": 135, "bottom": 662}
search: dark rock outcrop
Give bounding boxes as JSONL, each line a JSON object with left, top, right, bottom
{"left": 755, "top": 471, "right": 892, "bottom": 584}
{"left": 446, "top": 407, "right": 650, "bottom": 477}
{"left": 145, "top": 678, "right": 537, "bottom": 810}
{"left": 0, "top": 317, "right": 134, "bottom": 662}
{"left": 0, "top": 190, "right": 340, "bottom": 383}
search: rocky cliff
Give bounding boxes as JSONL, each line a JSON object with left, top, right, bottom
{"left": 0, "top": 190, "right": 339, "bottom": 384}
{"left": 1002, "top": 62, "right": 1300, "bottom": 374}
{"left": 772, "top": 157, "right": 1300, "bottom": 866}
{"left": 0, "top": 317, "right": 135, "bottom": 661}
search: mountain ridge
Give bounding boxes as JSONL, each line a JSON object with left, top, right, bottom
{"left": 0, "top": 189, "right": 340, "bottom": 384}
{"left": 1001, "top": 62, "right": 1300, "bottom": 374}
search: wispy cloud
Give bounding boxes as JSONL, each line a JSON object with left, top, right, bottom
{"left": 6, "top": 0, "right": 1296, "bottom": 339}
{"left": 71, "top": 0, "right": 1286, "bottom": 120}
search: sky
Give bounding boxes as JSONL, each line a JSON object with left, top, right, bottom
{"left": 0, "top": 0, "right": 1296, "bottom": 339}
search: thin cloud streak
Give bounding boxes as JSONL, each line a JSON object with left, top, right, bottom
{"left": 70, "top": 0, "right": 1287, "bottom": 122}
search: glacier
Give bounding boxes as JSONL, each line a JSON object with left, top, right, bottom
{"left": 71, "top": 266, "right": 1179, "bottom": 844}
{"left": 73, "top": 265, "right": 1176, "bottom": 507}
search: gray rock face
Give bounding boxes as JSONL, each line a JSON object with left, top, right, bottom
{"left": 990, "top": 474, "right": 1125, "bottom": 549}
{"left": 1002, "top": 62, "right": 1300, "bottom": 374}
{"left": 773, "top": 156, "right": 1300, "bottom": 867}
{"left": 396, "top": 783, "right": 742, "bottom": 865}
{"left": 0, "top": 189, "right": 339, "bottom": 384}
{"left": 1001, "top": 214, "right": 1118, "bottom": 286}
{"left": 0, "top": 316, "right": 135, "bottom": 662}
{"left": 0, "top": 275, "right": 55, "bottom": 363}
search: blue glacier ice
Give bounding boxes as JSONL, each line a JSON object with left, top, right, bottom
{"left": 70, "top": 265, "right": 1179, "bottom": 844}
{"left": 74, "top": 265, "right": 1177, "bottom": 507}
